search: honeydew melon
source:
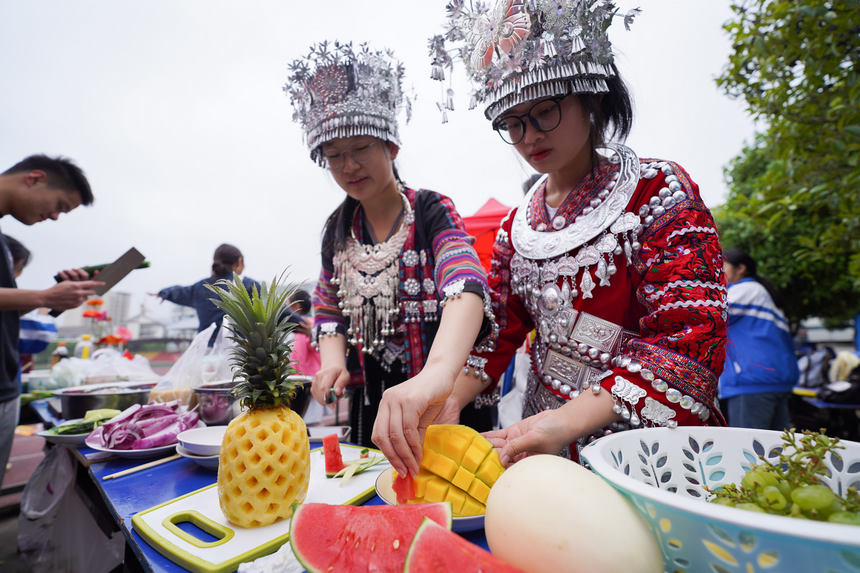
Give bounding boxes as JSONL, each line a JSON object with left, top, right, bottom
{"left": 484, "top": 454, "right": 662, "bottom": 573}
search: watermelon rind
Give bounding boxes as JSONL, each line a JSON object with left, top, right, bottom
{"left": 289, "top": 502, "right": 453, "bottom": 573}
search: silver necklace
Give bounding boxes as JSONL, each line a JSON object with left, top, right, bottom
{"left": 511, "top": 143, "right": 640, "bottom": 260}
{"left": 333, "top": 189, "right": 414, "bottom": 354}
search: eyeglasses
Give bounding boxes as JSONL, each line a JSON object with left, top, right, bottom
{"left": 322, "top": 140, "right": 379, "bottom": 170}
{"left": 491, "top": 96, "right": 567, "bottom": 145}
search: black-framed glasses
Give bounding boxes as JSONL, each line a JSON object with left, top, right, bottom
{"left": 492, "top": 96, "right": 567, "bottom": 145}
{"left": 322, "top": 140, "right": 379, "bottom": 170}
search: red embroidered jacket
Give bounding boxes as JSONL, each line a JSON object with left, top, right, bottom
{"left": 477, "top": 152, "right": 727, "bottom": 428}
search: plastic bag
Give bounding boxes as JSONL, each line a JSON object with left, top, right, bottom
{"left": 151, "top": 322, "right": 234, "bottom": 405}
{"left": 498, "top": 351, "right": 530, "bottom": 428}
{"left": 18, "top": 447, "right": 124, "bottom": 573}
{"left": 47, "top": 357, "right": 95, "bottom": 389}
{"left": 85, "top": 347, "right": 158, "bottom": 383}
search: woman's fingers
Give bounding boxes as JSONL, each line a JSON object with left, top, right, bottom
{"left": 331, "top": 369, "right": 351, "bottom": 398}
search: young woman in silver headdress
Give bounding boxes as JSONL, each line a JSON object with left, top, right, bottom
{"left": 285, "top": 42, "right": 497, "bottom": 448}
{"left": 376, "top": 2, "right": 728, "bottom": 476}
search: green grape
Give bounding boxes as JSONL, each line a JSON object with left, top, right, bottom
{"left": 741, "top": 468, "right": 778, "bottom": 490}
{"left": 791, "top": 484, "right": 838, "bottom": 512}
{"left": 706, "top": 430, "right": 859, "bottom": 524}
{"left": 759, "top": 485, "right": 788, "bottom": 511}
{"left": 828, "top": 511, "right": 860, "bottom": 526}
{"left": 775, "top": 478, "right": 792, "bottom": 499}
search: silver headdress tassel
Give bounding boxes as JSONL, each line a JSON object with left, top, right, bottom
{"left": 430, "top": 0, "right": 641, "bottom": 121}
{"left": 284, "top": 41, "right": 413, "bottom": 165}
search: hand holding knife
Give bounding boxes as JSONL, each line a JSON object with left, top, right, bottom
{"left": 49, "top": 247, "right": 146, "bottom": 316}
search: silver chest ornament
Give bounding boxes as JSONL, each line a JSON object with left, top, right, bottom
{"left": 510, "top": 144, "right": 642, "bottom": 311}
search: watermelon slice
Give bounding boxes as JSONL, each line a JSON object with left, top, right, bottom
{"left": 404, "top": 518, "right": 525, "bottom": 573}
{"left": 322, "top": 433, "right": 345, "bottom": 476}
{"left": 392, "top": 470, "right": 415, "bottom": 504}
{"left": 290, "top": 502, "right": 452, "bottom": 573}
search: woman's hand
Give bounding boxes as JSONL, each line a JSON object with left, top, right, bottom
{"left": 372, "top": 369, "right": 455, "bottom": 477}
{"left": 484, "top": 390, "right": 619, "bottom": 467}
{"left": 483, "top": 408, "right": 575, "bottom": 467}
{"left": 311, "top": 365, "right": 350, "bottom": 406}
{"left": 313, "top": 334, "right": 349, "bottom": 405}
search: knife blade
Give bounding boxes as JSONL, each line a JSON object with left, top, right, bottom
{"left": 49, "top": 247, "right": 146, "bottom": 316}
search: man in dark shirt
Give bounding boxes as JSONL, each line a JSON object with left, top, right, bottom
{"left": 0, "top": 155, "right": 103, "bottom": 486}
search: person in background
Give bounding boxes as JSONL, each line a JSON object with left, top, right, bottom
{"left": 153, "top": 244, "right": 262, "bottom": 346}
{"left": 719, "top": 248, "right": 798, "bottom": 430}
{"left": 288, "top": 289, "right": 319, "bottom": 377}
{"left": 378, "top": 2, "right": 728, "bottom": 475}
{"left": 3, "top": 235, "right": 58, "bottom": 374}
{"left": 0, "top": 154, "right": 101, "bottom": 486}
{"left": 285, "top": 42, "right": 495, "bottom": 448}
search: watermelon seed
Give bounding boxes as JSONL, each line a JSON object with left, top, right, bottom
{"left": 393, "top": 539, "right": 400, "bottom": 549}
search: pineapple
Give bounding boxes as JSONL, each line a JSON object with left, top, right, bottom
{"left": 206, "top": 272, "right": 310, "bottom": 528}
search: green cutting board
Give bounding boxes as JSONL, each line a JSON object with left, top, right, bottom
{"left": 132, "top": 443, "right": 385, "bottom": 573}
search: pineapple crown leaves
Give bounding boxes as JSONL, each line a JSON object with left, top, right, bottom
{"left": 205, "top": 271, "right": 304, "bottom": 410}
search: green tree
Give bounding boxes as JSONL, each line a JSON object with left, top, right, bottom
{"left": 715, "top": 0, "right": 860, "bottom": 330}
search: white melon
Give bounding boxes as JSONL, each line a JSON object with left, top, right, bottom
{"left": 484, "top": 454, "right": 662, "bottom": 573}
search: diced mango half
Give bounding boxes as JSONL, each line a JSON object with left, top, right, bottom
{"left": 406, "top": 424, "right": 505, "bottom": 517}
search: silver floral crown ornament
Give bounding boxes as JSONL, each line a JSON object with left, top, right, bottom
{"left": 429, "top": 0, "right": 640, "bottom": 121}
{"left": 284, "top": 41, "right": 413, "bottom": 164}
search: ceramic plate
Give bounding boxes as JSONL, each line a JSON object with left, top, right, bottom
{"left": 307, "top": 425, "right": 351, "bottom": 442}
{"left": 85, "top": 422, "right": 205, "bottom": 459}
{"left": 37, "top": 419, "right": 90, "bottom": 446}
{"left": 176, "top": 444, "right": 219, "bottom": 470}
{"left": 176, "top": 426, "right": 227, "bottom": 456}
{"left": 374, "top": 467, "right": 485, "bottom": 532}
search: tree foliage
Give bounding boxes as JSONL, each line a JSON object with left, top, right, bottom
{"left": 714, "top": 0, "right": 860, "bottom": 329}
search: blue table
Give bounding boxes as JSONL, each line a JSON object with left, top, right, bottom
{"left": 77, "top": 440, "right": 489, "bottom": 572}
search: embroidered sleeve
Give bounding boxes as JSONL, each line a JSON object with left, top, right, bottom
{"left": 468, "top": 208, "right": 534, "bottom": 389}
{"left": 602, "top": 161, "right": 727, "bottom": 427}
{"left": 311, "top": 253, "right": 346, "bottom": 345}
{"left": 421, "top": 191, "right": 497, "bottom": 351}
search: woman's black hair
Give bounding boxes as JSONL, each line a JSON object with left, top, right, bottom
{"left": 319, "top": 149, "right": 403, "bottom": 258}
{"left": 290, "top": 289, "right": 313, "bottom": 315}
{"left": 4, "top": 235, "right": 31, "bottom": 269}
{"left": 578, "top": 65, "right": 634, "bottom": 148}
{"left": 211, "top": 243, "right": 243, "bottom": 278}
{"left": 724, "top": 248, "right": 784, "bottom": 309}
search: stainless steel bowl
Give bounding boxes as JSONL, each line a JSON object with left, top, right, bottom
{"left": 192, "top": 375, "right": 314, "bottom": 426}
{"left": 52, "top": 381, "right": 156, "bottom": 420}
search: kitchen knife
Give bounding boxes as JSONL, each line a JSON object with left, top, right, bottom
{"left": 49, "top": 247, "right": 146, "bottom": 316}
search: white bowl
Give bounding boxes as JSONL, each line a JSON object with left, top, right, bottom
{"left": 307, "top": 425, "right": 351, "bottom": 442}
{"left": 176, "top": 426, "right": 227, "bottom": 456}
{"left": 176, "top": 444, "right": 219, "bottom": 470}
{"left": 580, "top": 427, "right": 860, "bottom": 573}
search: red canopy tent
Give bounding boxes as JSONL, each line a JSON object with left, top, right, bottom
{"left": 463, "top": 198, "right": 512, "bottom": 272}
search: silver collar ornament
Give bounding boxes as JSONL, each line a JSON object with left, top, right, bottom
{"left": 429, "top": 0, "right": 641, "bottom": 120}
{"left": 284, "top": 41, "right": 413, "bottom": 164}
{"left": 510, "top": 144, "right": 641, "bottom": 306}
{"left": 512, "top": 143, "right": 640, "bottom": 259}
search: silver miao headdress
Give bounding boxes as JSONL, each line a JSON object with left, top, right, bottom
{"left": 430, "top": 0, "right": 640, "bottom": 121}
{"left": 284, "top": 41, "right": 412, "bottom": 164}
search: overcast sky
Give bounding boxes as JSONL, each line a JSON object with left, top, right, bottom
{"left": 0, "top": 0, "right": 754, "bottom": 325}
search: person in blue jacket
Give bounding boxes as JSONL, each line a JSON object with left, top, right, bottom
{"left": 719, "top": 248, "right": 799, "bottom": 429}
{"left": 153, "top": 244, "right": 261, "bottom": 346}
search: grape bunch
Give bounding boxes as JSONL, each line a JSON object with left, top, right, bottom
{"left": 708, "top": 429, "right": 860, "bottom": 525}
